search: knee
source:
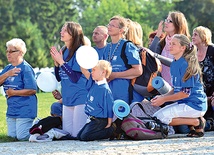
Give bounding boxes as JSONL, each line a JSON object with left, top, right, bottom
{"left": 78, "top": 133, "right": 89, "bottom": 141}
{"left": 154, "top": 114, "right": 171, "bottom": 125}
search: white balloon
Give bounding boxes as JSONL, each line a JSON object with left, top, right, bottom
{"left": 36, "top": 72, "right": 58, "bottom": 92}
{"left": 76, "top": 46, "right": 99, "bottom": 69}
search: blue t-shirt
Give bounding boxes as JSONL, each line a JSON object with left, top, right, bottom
{"left": 59, "top": 48, "right": 88, "bottom": 106}
{"left": 103, "top": 39, "right": 141, "bottom": 103}
{"left": 94, "top": 43, "right": 110, "bottom": 60}
{"left": 85, "top": 76, "right": 114, "bottom": 118}
{"left": 0, "top": 60, "right": 37, "bottom": 118}
{"left": 170, "top": 57, "right": 207, "bottom": 111}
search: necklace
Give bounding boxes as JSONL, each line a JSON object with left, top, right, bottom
{"left": 107, "top": 39, "right": 121, "bottom": 62}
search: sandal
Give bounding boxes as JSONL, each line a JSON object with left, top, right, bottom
{"left": 188, "top": 117, "right": 205, "bottom": 138}
{"left": 195, "top": 117, "right": 205, "bottom": 130}
{"left": 186, "top": 129, "right": 196, "bottom": 137}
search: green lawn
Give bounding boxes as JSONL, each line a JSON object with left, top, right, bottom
{"left": 0, "top": 92, "right": 56, "bottom": 142}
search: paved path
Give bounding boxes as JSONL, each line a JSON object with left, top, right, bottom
{"left": 0, "top": 131, "right": 214, "bottom": 155}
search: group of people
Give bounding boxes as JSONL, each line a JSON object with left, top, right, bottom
{"left": 0, "top": 10, "right": 213, "bottom": 141}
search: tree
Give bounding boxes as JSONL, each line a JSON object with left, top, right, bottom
{"left": 77, "top": 0, "right": 175, "bottom": 47}
{"left": 11, "top": 19, "right": 48, "bottom": 68}
{"left": 174, "top": 0, "right": 214, "bottom": 42}
{"left": 0, "top": 0, "right": 78, "bottom": 68}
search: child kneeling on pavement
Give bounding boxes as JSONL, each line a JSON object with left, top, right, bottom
{"left": 77, "top": 60, "right": 115, "bottom": 141}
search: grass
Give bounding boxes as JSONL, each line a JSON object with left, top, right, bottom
{"left": 0, "top": 92, "right": 56, "bottom": 142}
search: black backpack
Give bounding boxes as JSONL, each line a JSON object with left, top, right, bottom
{"left": 121, "top": 41, "right": 162, "bottom": 100}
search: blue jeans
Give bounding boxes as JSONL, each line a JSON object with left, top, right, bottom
{"left": 77, "top": 118, "right": 114, "bottom": 141}
{"left": 7, "top": 117, "right": 34, "bottom": 140}
{"left": 173, "top": 125, "right": 190, "bottom": 134}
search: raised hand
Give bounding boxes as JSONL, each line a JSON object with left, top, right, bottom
{"left": 50, "top": 46, "right": 64, "bottom": 66}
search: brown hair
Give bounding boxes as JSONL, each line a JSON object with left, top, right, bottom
{"left": 62, "top": 21, "right": 86, "bottom": 62}
{"left": 160, "top": 11, "right": 190, "bottom": 50}
{"left": 149, "top": 30, "right": 165, "bottom": 40}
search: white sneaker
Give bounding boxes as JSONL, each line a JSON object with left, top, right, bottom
{"left": 29, "top": 133, "right": 52, "bottom": 143}
{"left": 29, "top": 134, "right": 40, "bottom": 142}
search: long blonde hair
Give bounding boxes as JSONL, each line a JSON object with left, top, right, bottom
{"left": 125, "top": 19, "right": 143, "bottom": 47}
{"left": 173, "top": 34, "right": 203, "bottom": 82}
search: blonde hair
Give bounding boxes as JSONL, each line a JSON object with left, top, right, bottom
{"left": 6, "top": 38, "right": 27, "bottom": 55}
{"left": 96, "top": 60, "right": 112, "bottom": 78}
{"left": 193, "top": 26, "right": 212, "bottom": 46}
{"left": 173, "top": 34, "right": 202, "bottom": 82}
{"left": 133, "top": 21, "right": 143, "bottom": 46}
{"left": 125, "top": 19, "right": 143, "bottom": 47}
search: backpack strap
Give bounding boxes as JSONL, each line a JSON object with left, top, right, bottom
{"left": 120, "top": 41, "right": 133, "bottom": 104}
{"left": 120, "top": 41, "right": 132, "bottom": 69}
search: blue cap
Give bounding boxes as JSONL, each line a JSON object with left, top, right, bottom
{"left": 50, "top": 102, "right": 62, "bottom": 117}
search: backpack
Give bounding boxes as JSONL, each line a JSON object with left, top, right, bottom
{"left": 121, "top": 41, "right": 162, "bottom": 98}
{"left": 111, "top": 100, "right": 169, "bottom": 140}
{"left": 121, "top": 113, "right": 168, "bottom": 140}
{"left": 130, "top": 99, "right": 161, "bottom": 118}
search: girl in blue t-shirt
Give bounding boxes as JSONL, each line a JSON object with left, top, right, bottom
{"left": 50, "top": 22, "right": 88, "bottom": 138}
{"left": 151, "top": 34, "right": 207, "bottom": 137}
{"left": 77, "top": 60, "right": 115, "bottom": 141}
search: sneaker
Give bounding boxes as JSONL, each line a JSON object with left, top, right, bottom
{"left": 29, "top": 134, "right": 40, "bottom": 142}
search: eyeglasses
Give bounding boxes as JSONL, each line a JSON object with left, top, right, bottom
{"left": 6, "top": 50, "right": 19, "bottom": 54}
{"left": 165, "top": 19, "right": 173, "bottom": 23}
{"left": 106, "top": 24, "right": 120, "bottom": 28}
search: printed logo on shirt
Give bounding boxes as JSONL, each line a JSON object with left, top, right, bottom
{"left": 90, "top": 95, "right": 94, "bottom": 102}
{"left": 113, "top": 56, "right": 117, "bottom": 61}
{"left": 7, "top": 77, "right": 15, "bottom": 82}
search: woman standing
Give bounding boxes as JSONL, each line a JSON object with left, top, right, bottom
{"left": 50, "top": 21, "right": 88, "bottom": 138}
{"left": 192, "top": 26, "right": 214, "bottom": 130}
{"left": 151, "top": 11, "right": 190, "bottom": 86}
{"left": 0, "top": 38, "right": 37, "bottom": 140}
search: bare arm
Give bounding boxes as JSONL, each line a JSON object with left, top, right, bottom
{"left": 0, "top": 68, "right": 21, "bottom": 85}
{"left": 6, "top": 88, "right": 36, "bottom": 98}
{"left": 151, "top": 89, "right": 189, "bottom": 107}
{"left": 105, "top": 118, "right": 113, "bottom": 128}
{"left": 108, "top": 64, "right": 142, "bottom": 82}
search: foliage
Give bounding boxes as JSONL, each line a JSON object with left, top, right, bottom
{"left": 77, "top": 0, "right": 175, "bottom": 47}
{"left": 174, "top": 0, "right": 214, "bottom": 42}
{"left": 10, "top": 19, "right": 48, "bottom": 68}
{"left": 0, "top": 0, "right": 213, "bottom": 68}
{"left": 0, "top": 0, "right": 77, "bottom": 69}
